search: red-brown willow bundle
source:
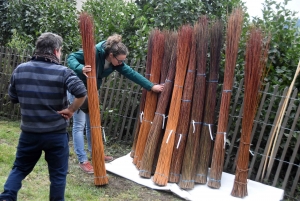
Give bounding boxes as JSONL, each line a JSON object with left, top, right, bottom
{"left": 168, "top": 28, "right": 196, "bottom": 183}
{"left": 195, "top": 20, "right": 223, "bottom": 184}
{"left": 139, "top": 32, "right": 178, "bottom": 178}
{"left": 178, "top": 16, "right": 209, "bottom": 189}
{"left": 79, "top": 12, "right": 108, "bottom": 185}
{"left": 207, "top": 8, "right": 243, "bottom": 189}
{"left": 133, "top": 30, "right": 165, "bottom": 167}
{"left": 146, "top": 31, "right": 174, "bottom": 172}
{"left": 130, "top": 30, "right": 155, "bottom": 158}
{"left": 153, "top": 25, "right": 193, "bottom": 186}
{"left": 231, "top": 28, "right": 269, "bottom": 198}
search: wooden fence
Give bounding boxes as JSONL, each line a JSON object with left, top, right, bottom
{"left": 0, "top": 47, "right": 299, "bottom": 199}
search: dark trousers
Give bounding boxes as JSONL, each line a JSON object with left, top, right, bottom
{"left": 0, "top": 132, "right": 69, "bottom": 201}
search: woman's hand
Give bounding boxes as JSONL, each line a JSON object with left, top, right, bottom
{"left": 151, "top": 84, "right": 164, "bottom": 93}
{"left": 82, "top": 65, "right": 91, "bottom": 77}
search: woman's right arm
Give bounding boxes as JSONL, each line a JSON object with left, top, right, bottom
{"left": 67, "top": 50, "right": 85, "bottom": 75}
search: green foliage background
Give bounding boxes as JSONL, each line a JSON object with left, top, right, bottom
{"left": 0, "top": 0, "right": 80, "bottom": 53}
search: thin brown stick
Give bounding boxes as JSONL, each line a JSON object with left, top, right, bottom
{"left": 262, "top": 62, "right": 300, "bottom": 180}
{"left": 79, "top": 12, "right": 108, "bottom": 185}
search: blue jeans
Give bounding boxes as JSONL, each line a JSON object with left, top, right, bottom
{"left": 0, "top": 132, "right": 69, "bottom": 201}
{"left": 67, "top": 91, "right": 91, "bottom": 163}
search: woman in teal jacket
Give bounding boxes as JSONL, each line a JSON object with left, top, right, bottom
{"left": 67, "top": 34, "right": 163, "bottom": 174}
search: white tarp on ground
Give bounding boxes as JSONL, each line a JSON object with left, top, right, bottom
{"left": 105, "top": 153, "right": 284, "bottom": 201}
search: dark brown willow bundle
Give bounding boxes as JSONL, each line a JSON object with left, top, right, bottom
{"left": 195, "top": 20, "right": 223, "bottom": 184}
{"left": 168, "top": 27, "right": 196, "bottom": 183}
{"left": 231, "top": 28, "right": 269, "bottom": 198}
{"left": 207, "top": 8, "right": 243, "bottom": 189}
{"left": 160, "top": 30, "right": 174, "bottom": 85}
{"left": 130, "top": 30, "right": 155, "bottom": 158}
{"left": 139, "top": 32, "right": 178, "bottom": 178}
{"left": 178, "top": 16, "right": 209, "bottom": 189}
{"left": 153, "top": 25, "right": 193, "bottom": 186}
{"left": 133, "top": 30, "right": 165, "bottom": 167}
{"left": 79, "top": 12, "right": 108, "bottom": 185}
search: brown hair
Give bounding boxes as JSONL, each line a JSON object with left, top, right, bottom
{"left": 105, "top": 34, "right": 129, "bottom": 56}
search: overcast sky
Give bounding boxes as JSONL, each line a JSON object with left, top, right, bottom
{"left": 243, "top": 0, "right": 300, "bottom": 18}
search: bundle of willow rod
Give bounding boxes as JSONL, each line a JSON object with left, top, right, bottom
{"left": 153, "top": 25, "right": 193, "bottom": 186}
{"left": 207, "top": 8, "right": 243, "bottom": 189}
{"left": 168, "top": 28, "right": 196, "bottom": 183}
{"left": 195, "top": 20, "right": 223, "bottom": 184}
{"left": 160, "top": 30, "right": 174, "bottom": 85}
{"left": 79, "top": 12, "right": 108, "bottom": 185}
{"left": 178, "top": 16, "right": 209, "bottom": 189}
{"left": 130, "top": 30, "right": 155, "bottom": 158}
{"left": 139, "top": 32, "right": 178, "bottom": 178}
{"left": 231, "top": 27, "right": 266, "bottom": 198}
{"left": 146, "top": 31, "right": 174, "bottom": 173}
{"left": 133, "top": 30, "right": 165, "bottom": 167}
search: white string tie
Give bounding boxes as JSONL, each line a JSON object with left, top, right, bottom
{"left": 166, "top": 130, "right": 173, "bottom": 143}
{"left": 176, "top": 134, "right": 182, "bottom": 149}
{"left": 102, "top": 127, "right": 106, "bottom": 143}
{"left": 140, "top": 111, "right": 144, "bottom": 122}
{"left": 192, "top": 120, "right": 196, "bottom": 133}
{"left": 162, "top": 114, "right": 166, "bottom": 129}
{"left": 208, "top": 124, "right": 213, "bottom": 140}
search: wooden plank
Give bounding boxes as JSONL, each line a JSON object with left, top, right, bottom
{"left": 10, "top": 48, "right": 18, "bottom": 119}
{"left": 248, "top": 85, "right": 278, "bottom": 178}
{"left": 225, "top": 78, "right": 243, "bottom": 141}
{"left": 255, "top": 87, "right": 288, "bottom": 181}
{"left": 290, "top": 163, "right": 300, "bottom": 197}
{"left": 110, "top": 60, "right": 140, "bottom": 139}
{"left": 224, "top": 78, "right": 244, "bottom": 170}
{"left": 106, "top": 60, "right": 130, "bottom": 137}
{"left": 130, "top": 59, "right": 146, "bottom": 141}
{"left": 272, "top": 94, "right": 300, "bottom": 187}
{"left": 250, "top": 83, "right": 270, "bottom": 143}
{"left": 124, "top": 59, "right": 144, "bottom": 141}
{"left": 0, "top": 47, "right": 7, "bottom": 114}
{"left": 265, "top": 89, "right": 298, "bottom": 180}
{"left": 229, "top": 101, "right": 244, "bottom": 173}
{"left": 0, "top": 46, "right": 4, "bottom": 69}
{"left": 125, "top": 88, "right": 140, "bottom": 141}
{"left": 102, "top": 72, "right": 119, "bottom": 131}
{"left": 281, "top": 113, "right": 300, "bottom": 193}
{"left": 100, "top": 74, "right": 113, "bottom": 121}
{"left": 0, "top": 48, "right": 12, "bottom": 114}
{"left": 112, "top": 70, "right": 135, "bottom": 138}
{"left": 118, "top": 67, "right": 139, "bottom": 141}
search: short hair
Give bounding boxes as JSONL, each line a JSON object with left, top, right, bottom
{"left": 105, "top": 34, "right": 129, "bottom": 56}
{"left": 34, "top": 32, "right": 63, "bottom": 54}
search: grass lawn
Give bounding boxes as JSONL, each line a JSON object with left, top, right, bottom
{"left": 0, "top": 120, "right": 182, "bottom": 201}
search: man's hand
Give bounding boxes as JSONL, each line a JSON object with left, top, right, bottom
{"left": 57, "top": 108, "right": 75, "bottom": 120}
{"left": 57, "top": 95, "right": 86, "bottom": 119}
{"left": 151, "top": 84, "right": 164, "bottom": 93}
